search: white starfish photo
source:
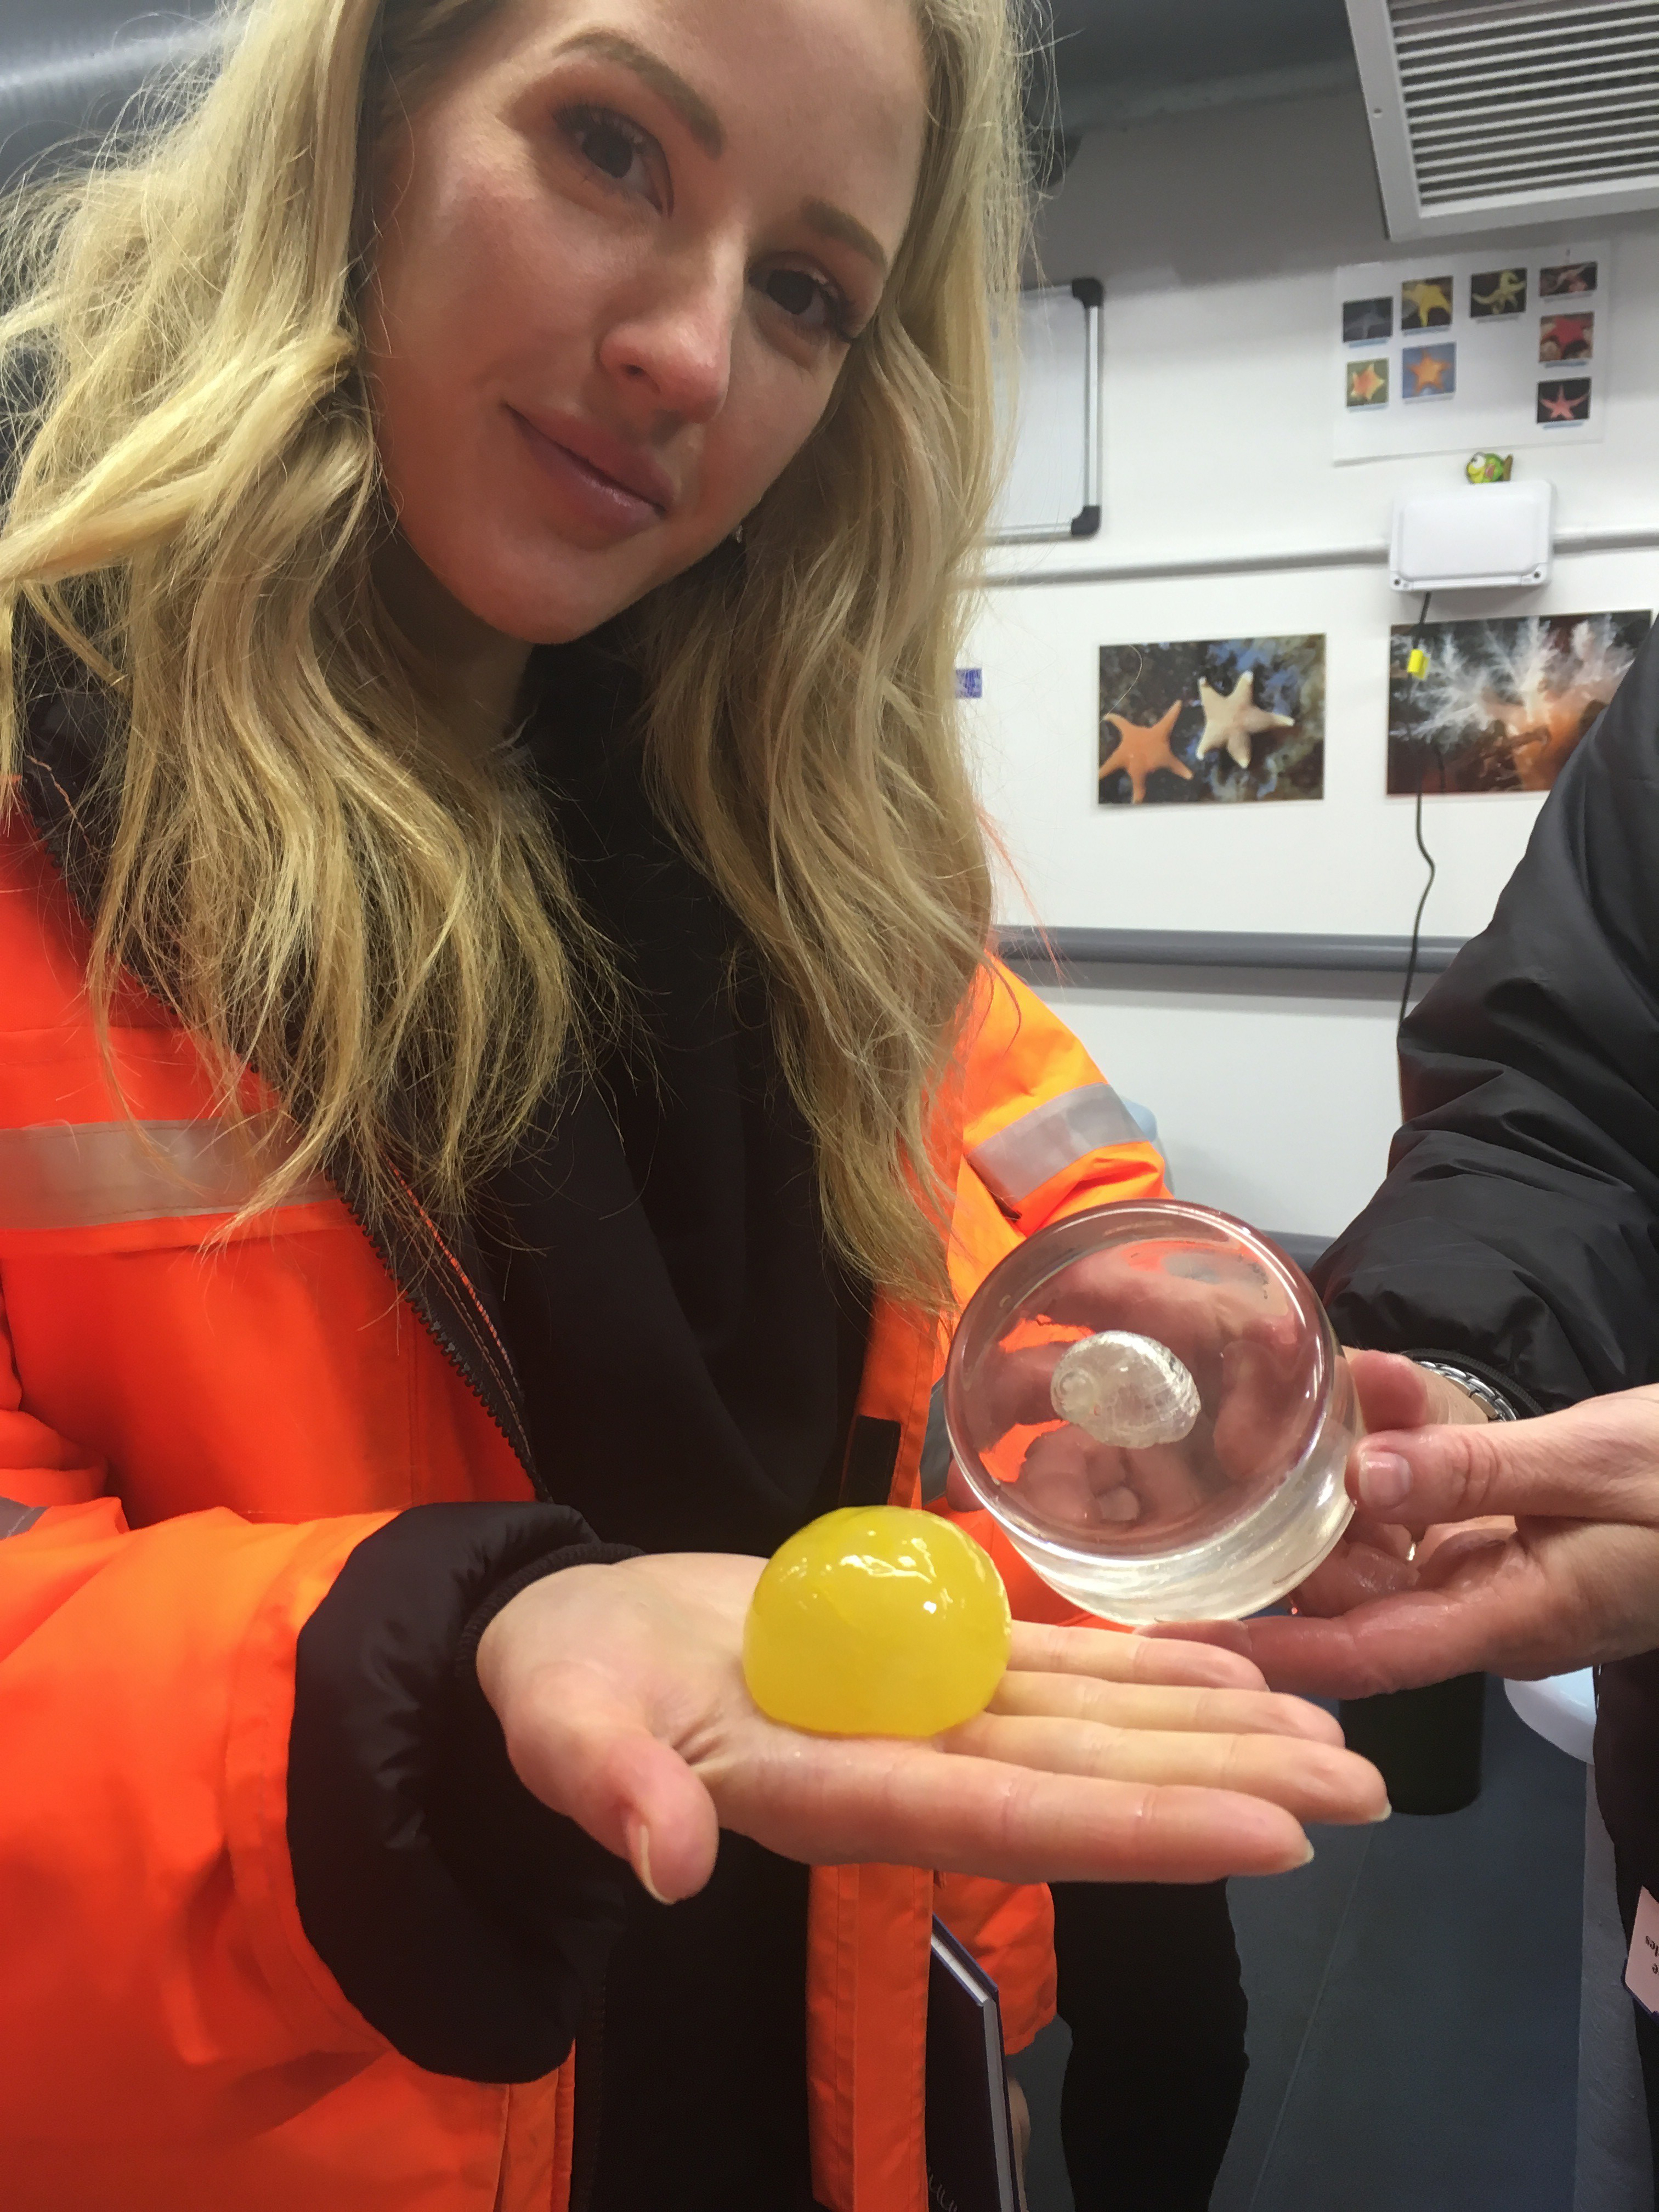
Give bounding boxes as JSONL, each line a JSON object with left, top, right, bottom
{"left": 1196, "top": 671, "right": 1296, "bottom": 770}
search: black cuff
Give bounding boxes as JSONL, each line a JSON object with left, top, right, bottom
{"left": 288, "top": 1502, "right": 638, "bottom": 2083}
{"left": 454, "top": 1539, "right": 633, "bottom": 1676}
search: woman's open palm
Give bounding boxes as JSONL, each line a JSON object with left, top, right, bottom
{"left": 477, "top": 1551, "right": 1389, "bottom": 1904}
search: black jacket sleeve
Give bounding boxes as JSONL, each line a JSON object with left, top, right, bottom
{"left": 1313, "top": 616, "right": 1659, "bottom": 1415}
{"left": 287, "top": 1502, "right": 637, "bottom": 2084}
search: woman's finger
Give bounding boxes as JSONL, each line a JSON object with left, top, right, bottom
{"left": 709, "top": 1734, "right": 1320, "bottom": 1881}
{"left": 948, "top": 1710, "right": 1388, "bottom": 1828}
{"left": 1009, "top": 1617, "right": 1267, "bottom": 1690}
{"left": 495, "top": 1663, "right": 722, "bottom": 1904}
{"left": 988, "top": 1667, "right": 1345, "bottom": 1745}
{"left": 1352, "top": 1388, "right": 1659, "bottom": 1529}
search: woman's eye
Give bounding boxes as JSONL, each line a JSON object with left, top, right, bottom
{"left": 557, "top": 106, "right": 659, "bottom": 201}
{"left": 758, "top": 265, "right": 854, "bottom": 343}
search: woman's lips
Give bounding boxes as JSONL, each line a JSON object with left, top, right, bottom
{"left": 507, "top": 406, "right": 669, "bottom": 541}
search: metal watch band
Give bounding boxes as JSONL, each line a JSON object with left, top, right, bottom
{"left": 1414, "top": 1360, "right": 1519, "bottom": 1423}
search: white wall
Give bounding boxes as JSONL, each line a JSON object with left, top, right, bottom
{"left": 971, "top": 90, "right": 1659, "bottom": 1237}
{"left": 1036, "top": 971, "right": 1410, "bottom": 1238}
{"left": 1027, "top": 91, "right": 1659, "bottom": 570}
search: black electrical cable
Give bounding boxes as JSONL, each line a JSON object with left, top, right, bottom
{"left": 1398, "top": 590, "right": 1437, "bottom": 1031}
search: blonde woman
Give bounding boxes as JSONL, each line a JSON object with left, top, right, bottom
{"left": 0, "top": 0, "right": 1384, "bottom": 2204}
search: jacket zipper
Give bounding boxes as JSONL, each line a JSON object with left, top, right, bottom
{"left": 342, "top": 1179, "right": 613, "bottom": 2196}
{"left": 333, "top": 1177, "right": 546, "bottom": 1495}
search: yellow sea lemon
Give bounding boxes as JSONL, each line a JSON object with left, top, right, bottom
{"left": 743, "top": 1506, "right": 1012, "bottom": 1738}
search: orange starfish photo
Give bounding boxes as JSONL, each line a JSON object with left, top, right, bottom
{"left": 1098, "top": 701, "right": 1191, "bottom": 805}
{"left": 1346, "top": 357, "right": 1388, "bottom": 409}
{"left": 1402, "top": 343, "right": 1456, "bottom": 399}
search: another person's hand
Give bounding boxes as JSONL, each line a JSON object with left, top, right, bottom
{"left": 1159, "top": 1380, "right": 1659, "bottom": 1697}
{"left": 475, "top": 1551, "right": 1389, "bottom": 1904}
{"left": 1286, "top": 1349, "right": 1491, "bottom": 1613}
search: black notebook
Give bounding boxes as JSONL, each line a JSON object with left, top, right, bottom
{"left": 925, "top": 1919, "right": 1020, "bottom": 2212}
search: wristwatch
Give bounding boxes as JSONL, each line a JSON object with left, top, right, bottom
{"left": 1413, "top": 1360, "right": 1519, "bottom": 1423}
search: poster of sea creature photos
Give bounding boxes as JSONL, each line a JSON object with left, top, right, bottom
{"left": 1387, "top": 611, "right": 1650, "bottom": 796}
{"left": 1099, "top": 636, "right": 1324, "bottom": 807}
{"left": 1334, "top": 239, "right": 1608, "bottom": 463}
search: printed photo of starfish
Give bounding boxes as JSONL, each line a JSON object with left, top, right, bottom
{"left": 1538, "top": 378, "right": 1591, "bottom": 425}
{"left": 1471, "top": 268, "right": 1527, "bottom": 318}
{"left": 1541, "top": 261, "right": 1597, "bottom": 297}
{"left": 1401, "top": 276, "right": 1453, "bottom": 330}
{"left": 1540, "top": 314, "right": 1593, "bottom": 364}
{"left": 1346, "top": 357, "right": 1389, "bottom": 409}
{"left": 1403, "top": 343, "right": 1457, "bottom": 399}
{"left": 1099, "top": 637, "right": 1324, "bottom": 808}
{"left": 1343, "top": 295, "right": 1393, "bottom": 344}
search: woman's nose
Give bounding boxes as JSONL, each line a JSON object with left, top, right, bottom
{"left": 598, "top": 252, "right": 742, "bottom": 426}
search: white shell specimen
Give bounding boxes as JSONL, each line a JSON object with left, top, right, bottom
{"left": 1050, "top": 1331, "right": 1201, "bottom": 1450}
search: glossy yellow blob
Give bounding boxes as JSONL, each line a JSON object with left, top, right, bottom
{"left": 743, "top": 1506, "right": 1012, "bottom": 1738}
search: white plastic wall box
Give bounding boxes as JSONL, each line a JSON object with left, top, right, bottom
{"left": 1390, "top": 479, "right": 1556, "bottom": 592}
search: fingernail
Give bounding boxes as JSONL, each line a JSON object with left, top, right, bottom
{"left": 1295, "top": 1838, "right": 1315, "bottom": 1866}
{"left": 1356, "top": 1447, "right": 1412, "bottom": 1513}
{"left": 1372, "top": 1802, "right": 1394, "bottom": 1823}
{"left": 626, "top": 1817, "right": 669, "bottom": 1905}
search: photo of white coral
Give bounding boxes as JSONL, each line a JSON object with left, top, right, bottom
{"left": 1387, "top": 612, "right": 1650, "bottom": 794}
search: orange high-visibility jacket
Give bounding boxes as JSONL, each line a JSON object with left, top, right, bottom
{"left": 0, "top": 793, "right": 1166, "bottom": 2212}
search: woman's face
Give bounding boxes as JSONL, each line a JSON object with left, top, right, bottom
{"left": 365, "top": 0, "right": 928, "bottom": 646}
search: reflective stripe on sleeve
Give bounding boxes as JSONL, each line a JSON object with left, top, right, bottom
{"left": 966, "top": 1082, "right": 1148, "bottom": 1208}
{"left": 0, "top": 1119, "right": 332, "bottom": 1232}
{"left": 0, "top": 1498, "right": 44, "bottom": 1539}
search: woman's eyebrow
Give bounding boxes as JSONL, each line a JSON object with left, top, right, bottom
{"left": 556, "top": 29, "right": 725, "bottom": 159}
{"left": 550, "top": 31, "right": 888, "bottom": 278}
{"left": 800, "top": 197, "right": 889, "bottom": 278}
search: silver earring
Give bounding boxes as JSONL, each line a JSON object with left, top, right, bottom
{"left": 732, "top": 520, "right": 745, "bottom": 546}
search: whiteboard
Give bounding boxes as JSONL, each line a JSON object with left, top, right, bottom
{"left": 992, "top": 281, "right": 1102, "bottom": 543}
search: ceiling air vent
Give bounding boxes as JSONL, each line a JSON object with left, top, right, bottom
{"left": 1345, "top": 0, "right": 1659, "bottom": 237}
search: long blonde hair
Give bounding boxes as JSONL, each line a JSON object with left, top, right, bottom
{"left": 0, "top": 0, "right": 1026, "bottom": 1303}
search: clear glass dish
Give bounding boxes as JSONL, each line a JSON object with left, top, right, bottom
{"left": 943, "top": 1200, "right": 1358, "bottom": 1623}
